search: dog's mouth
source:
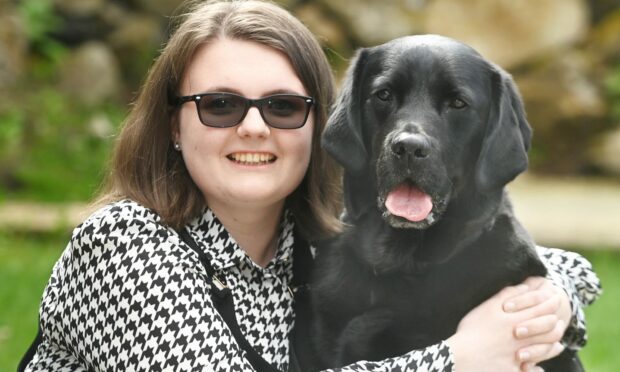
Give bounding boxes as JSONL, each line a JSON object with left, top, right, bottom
{"left": 385, "top": 183, "right": 432, "bottom": 222}
{"left": 379, "top": 181, "right": 446, "bottom": 229}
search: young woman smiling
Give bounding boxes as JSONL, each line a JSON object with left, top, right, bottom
{"left": 21, "top": 1, "right": 600, "bottom": 371}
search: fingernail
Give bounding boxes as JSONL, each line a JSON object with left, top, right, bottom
{"left": 516, "top": 326, "right": 528, "bottom": 337}
{"left": 522, "top": 362, "right": 534, "bottom": 370}
{"left": 524, "top": 363, "right": 543, "bottom": 372}
{"left": 519, "top": 350, "right": 531, "bottom": 361}
{"left": 554, "top": 342, "right": 565, "bottom": 353}
{"left": 504, "top": 301, "right": 516, "bottom": 312}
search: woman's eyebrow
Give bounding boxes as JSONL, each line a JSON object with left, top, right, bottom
{"left": 185, "top": 86, "right": 307, "bottom": 97}
{"left": 261, "top": 88, "right": 307, "bottom": 96}
{"left": 190, "top": 86, "right": 243, "bottom": 95}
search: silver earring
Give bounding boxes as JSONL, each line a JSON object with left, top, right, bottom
{"left": 174, "top": 143, "right": 181, "bottom": 151}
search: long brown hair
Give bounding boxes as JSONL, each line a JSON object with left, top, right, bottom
{"left": 97, "top": 0, "right": 342, "bottom": 239}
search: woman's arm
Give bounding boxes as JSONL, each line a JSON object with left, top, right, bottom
{"left": 535, "top": 246, "right": 602, "bottom": 349}
{"left": 319, "top": 284, "right": 544, "bottom": 372}
{"left": 320, "top": 341, "right": 454, "bottom": 372}
{"left": 320, "top": 247, "right": 602, "bottom": 372}
{"left": 26, "top": 202, "right": 257, "bottom": 371}
{"left": 26, "top": 341, "right": 89, "bottom": 372}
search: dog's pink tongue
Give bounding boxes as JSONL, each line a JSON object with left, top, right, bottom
{"left": 385, "top": 184, "right": 433, "bottom": 222}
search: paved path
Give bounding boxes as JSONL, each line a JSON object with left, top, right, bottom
{"left": 508, "top": 175, "right": 620, "bottom": 249}
{"left": 1, "top": 175, "right": 619, "bottom": 249}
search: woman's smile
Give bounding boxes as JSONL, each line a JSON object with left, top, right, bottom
{"left": 226, "top": 152, "right": 277, "bottom": 166}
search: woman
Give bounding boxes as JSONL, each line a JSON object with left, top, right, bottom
{"left": 23, "top": 1, "right": 600, "bottom": 371}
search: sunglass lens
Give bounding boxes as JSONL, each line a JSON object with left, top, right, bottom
{"left": 264, "top": 96, "right": 307, "bottom": 129}
{"left": 198, "top": 94, "right": 245, "bottom": 127}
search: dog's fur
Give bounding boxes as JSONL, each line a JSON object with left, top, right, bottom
{"left": 310, "top": 35, "right": 582, "bottom": 371}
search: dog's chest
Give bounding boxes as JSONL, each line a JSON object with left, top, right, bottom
{"left": 367, "top": 247, "right": 542, "bottom": 347}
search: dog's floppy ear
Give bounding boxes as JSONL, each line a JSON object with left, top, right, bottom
{"left": 476, "top": 66, "right": 532, "bottom": 191}
{"left": 322, "top": 48, "right": 370, "bottom": 175}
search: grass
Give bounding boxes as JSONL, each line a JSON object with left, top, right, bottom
{"left": 578, "top": 250, "right": 620, "bottom": 372}
{"left": 0, "top": 232, "right": 617, "bottom": 371}
{"left": 0, "top": 230, "right": 69, "bottom": 370}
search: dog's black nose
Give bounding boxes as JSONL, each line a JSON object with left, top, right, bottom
{"left": 391, "top": 133, "right": 431, "bottom": 159}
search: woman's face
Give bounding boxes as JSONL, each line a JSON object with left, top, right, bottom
{"left": 174, "top": 38, "right": 314, "bottom": 212}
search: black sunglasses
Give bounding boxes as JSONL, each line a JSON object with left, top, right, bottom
{"left": 175, "top": 92, "right": 315, "bottom": 129}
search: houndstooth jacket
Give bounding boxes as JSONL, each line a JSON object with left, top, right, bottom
{"left": 26, "top": 200, "right": 601, "bottom": 372}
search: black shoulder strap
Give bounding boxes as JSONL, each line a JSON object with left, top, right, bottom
{"left": 290, "top": 228, "right": 313, "bottom": 291}
{"left": 289, "top": 230, "right": 324, "bottom": 372}
{"left": 178, "top": 228, "right": 281, "bottom": 372}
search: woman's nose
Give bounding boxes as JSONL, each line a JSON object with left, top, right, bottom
{"left": 237, "top": 106, "right": 270, "bottom": 137}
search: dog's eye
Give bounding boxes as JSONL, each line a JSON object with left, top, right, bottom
{"left": 376, "top": 89, "right": 392, "bottom": 101}
{"left": 449, "top": 98, "right": 468, "bottom": 109}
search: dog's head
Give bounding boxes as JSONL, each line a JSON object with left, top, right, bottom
{"left": 324, "top": 35, "right": 531, "bottom": 228}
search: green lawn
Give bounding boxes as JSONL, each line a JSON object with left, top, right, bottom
{"left": 0, "top": 231, "right": 68, "bottom": 370}
{"left": 579, "top": 250, "right": 620, "bottom": 372}
{"left": 0, "top": 231, "right": 617, "bottom": 371}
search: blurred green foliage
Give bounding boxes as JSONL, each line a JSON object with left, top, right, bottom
{"left": 0, "top": 0, "right": 126, "bottom": 202}
{"left": 604, "top": 62, "right": 620, "bottom": 122}
{"left": 18, "top": 0, "right": 65, "bottom": 66}
{"left": 0, "top": 87, "right": 125, "bottom": 202}
{"left": 3, "top": 94, "right": 124, "bottom": 201}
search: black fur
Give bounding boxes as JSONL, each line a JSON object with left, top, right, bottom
{"left": 311, "top": 35, "right": 582, "bottom": 371}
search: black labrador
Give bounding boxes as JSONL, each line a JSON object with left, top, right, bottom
{"left": 310, "top": 35, "right": 582, "bottom": 371}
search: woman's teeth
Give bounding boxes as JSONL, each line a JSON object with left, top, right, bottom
{"left": 228, "top": 153, "right": 276, "bottom": 165}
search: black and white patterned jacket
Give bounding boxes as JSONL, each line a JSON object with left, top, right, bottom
{"left": 27, "top": 200, "right": 601, "bottom": 371}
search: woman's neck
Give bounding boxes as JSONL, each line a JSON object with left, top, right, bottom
{"left": 207, "top": 200, "right": 285, "bottom": 268}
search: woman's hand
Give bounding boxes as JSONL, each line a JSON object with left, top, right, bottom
{"left": 504, "top": 276, "right": 572, "bottom": 370}
{"left": 447, "top": 277, "right": 570, "bottom": 372}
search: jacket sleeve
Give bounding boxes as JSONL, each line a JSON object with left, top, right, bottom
{"left": 320, "top": 342, "right": 454, "bottom": 372}
{"left": 537, "top": 246, "right": 602, "bottom": 350}
{"left": 26, "top": 202, "right": 255, "bottom": 372}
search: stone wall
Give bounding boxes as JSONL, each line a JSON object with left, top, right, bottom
{"left": 1, "top": 0, "right": 620, "bottom": 176}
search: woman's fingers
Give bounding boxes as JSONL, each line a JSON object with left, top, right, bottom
{"left": 509, "top": 293, "right": 562, "bottom": 322}
{"left": 517, "top": 341, "right": 565, "bottom": 364}
{"left": 527, "top": 318, "right": 566, "bottom": 345}
{"left": 499, "top": 283, "right": 532, "bottom": 303}
{"left": 517, "top": 317, "right": 566, "bottom": 363}
{"left": 504, "top": 278, "right": 556, "bottom": 313}
{"left": 515, "top": 314, "right": 559, "bottom": 339}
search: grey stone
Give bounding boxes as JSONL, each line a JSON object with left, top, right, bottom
{"left": 107, "top": 14, "right": 162, "bottom": 51}
{"left": 589, "top": 127, "right": 620, "bottom": 176}
{"left": 515, "top": 51, "right": 607, "bottom": 174}
{"left": 425, "top": 0, "right": 590, "bottom": 69}
{"left": 322, "top": 0, "right": 425, "bottom": 46}
{"left": 516, "top": 52, "right": 605, "bottom": 130}
{"left": 59, "top": 41, "right": 121, "bottom": 105}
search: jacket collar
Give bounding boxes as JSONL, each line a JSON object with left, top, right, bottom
{"left": 186, "top": 208, "right": 295, "bottom": 271}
